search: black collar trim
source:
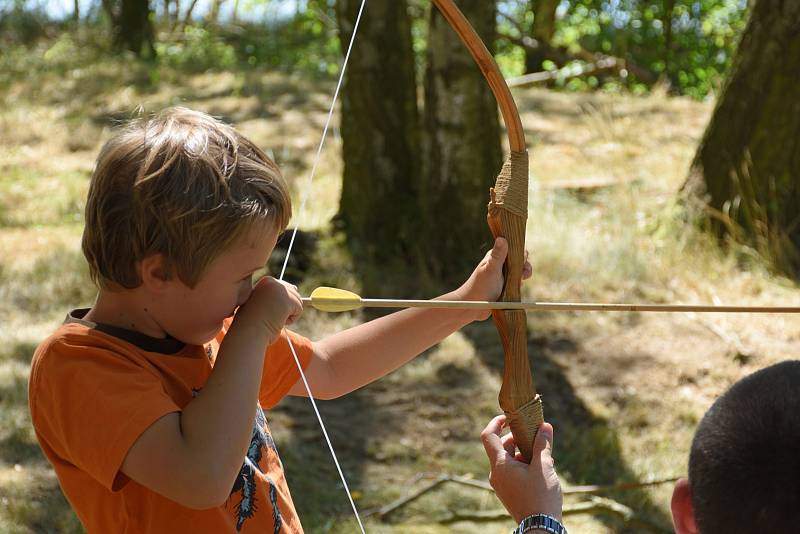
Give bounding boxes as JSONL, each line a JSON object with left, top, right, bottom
{"left": 65, "top": 308, "right": 187, "bottom": 355}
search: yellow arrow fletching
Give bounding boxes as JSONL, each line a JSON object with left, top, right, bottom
{"left": 309, "top": 286, "right": 363, "bottom": 313}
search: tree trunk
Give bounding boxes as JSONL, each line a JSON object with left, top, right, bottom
{"left": 526, "top": 0, "right": 559, "bottom": 72}
{"left": 683, "top": 0, "right": 800, "bottom": 275}
{"left": 104, "top": 0, "right": 157, "bottom": 58}
{"left": 208, "top": 0, "right": 224, "bottom": 25}
{"left": 335, "top": 0, "right": 425, "bottom": 294}
{"left": 73, "top": 0, "right": 80, "bottom": 23}
{"left": 422, "top": 0, "right": 503, "bottom": 286}
{"left": 662, "top": 0, "right": 675, "bottom": 75}
{"left": 179, "top": 0, "right": 200, "bottom": 32}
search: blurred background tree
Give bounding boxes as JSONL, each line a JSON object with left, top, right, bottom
{"left": 9, "top": 0, "right": 794, "bottom": 280}
{"left": 683, "top": 0, "right": 800, "bottom": 277}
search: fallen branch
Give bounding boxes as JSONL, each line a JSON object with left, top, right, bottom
{"left": 438, "top": 497, "right": 669, "bottom": 533}
{"left": 508, "top": 58, "right": 621, "bottom": 88}
{"left": 496, "top": 13, "right": 659, "bottom": 86}
{"left": 361, "top": 476, "right": 447, "bottom": 519}
{"left": 361, "top": 472, "right": 680, "bottom": 520}
{"left": 563, "top": 476, "right": 680, "bottom": 495}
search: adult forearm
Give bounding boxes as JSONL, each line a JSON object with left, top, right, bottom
{"left": 317, "top": 290, "right": 476, "bottom": 398}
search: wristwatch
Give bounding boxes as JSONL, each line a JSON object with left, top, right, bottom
{"left": 512, "top": 513, "right": 568, "bottom": 534}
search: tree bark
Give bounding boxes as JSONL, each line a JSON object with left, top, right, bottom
{"left": 662, "top": 0, "right": 675, "bottom": 75}
{"left": 178, "top": 0, "right": 200, "bottom": 32}
{"left": 422, "top": 0, "right": 503, "bottom": 286}
{"left": 208, "top": 0, "right": 224, "bottom": 25}
{"left": 526, "top": 0, "right": 559, "bottom": 72}
{"left": 104, "top": 0, "right": 157, "bottom": 58}
{"left": 335, "top": 0, "right": 425, "bottom": 293}
{"left": 683, "top": 0, "right": 800, "bottom": 275}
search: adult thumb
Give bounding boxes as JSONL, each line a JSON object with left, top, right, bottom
{"left": 532, "top": 422, "right": 554, "bottom": 460}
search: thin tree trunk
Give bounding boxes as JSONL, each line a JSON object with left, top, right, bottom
{"left": 422, "top": 0, "right": 503, "bottom": 286}
{"left": 104, "top": 0, "right": 157, "bottom": 58}
{"left": 662, "top": 0, "right": 675, "bottom": 76}
{"left": 526, "top": 0, "right": 559, "bottom": 72}
{"left": 171, "top": 0, "right": 181, "bottom": 29}
{"left": 73, "top": 0, "right": 80, "bottom": 23}
{"left": 208, "top": 0, "right": 224, "bottom": 25}
{"left": 335, "top": 0, "right": 425, "bottom": 294}
{"left": 179, "top": 0, "right": 200, "bottom": 32}
{"left": 683, "top": 0, "right": 800, "bottom": 275}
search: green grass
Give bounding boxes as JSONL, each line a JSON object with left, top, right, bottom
{"left": 0, "top": 168, "right": 88, "bottom": 228}
{"left": 2, "top": 40, "right": 800, "bottom": 534}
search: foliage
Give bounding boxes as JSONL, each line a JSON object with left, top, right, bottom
{"left": 218, "top": 1, "right": 341, "bottom": 77}
{"left": 2, "top": 0, "right": 748, "bottom": 97}
{"left": 156, "top": 26, "right": 237, "bottom": 71}
{"left": 0, "top": 1, "right": 50, "bottom": 45}
{"left": 499, "top": 0, "right": 749, "bottom": 98}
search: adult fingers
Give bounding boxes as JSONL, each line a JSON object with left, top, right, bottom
{"left": 500, "top": 431, "right": 517, "bottom": 457}
{"left": 481, "top": 414, "right": 507, "bottom": 464}
{"left": 530, "top": 422, "right": 554, "bottom": 470}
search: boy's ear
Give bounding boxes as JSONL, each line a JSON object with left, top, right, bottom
{"left": 671, "top": 478, "right": 700, "bottom": 534}
{"left": 139, "top": 254, "right": 172, "bottom": 291}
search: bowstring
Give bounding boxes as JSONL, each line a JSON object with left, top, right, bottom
{"left": 278, "top": 1, "right": 367, "bottom": 532}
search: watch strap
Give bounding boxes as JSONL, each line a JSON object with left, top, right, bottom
{"left": 512, "top": 513, "right": 567, "bottom": 534}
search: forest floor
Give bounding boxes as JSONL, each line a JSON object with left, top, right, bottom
{"left": 3, "top": 51, "right": 800, "bottom": 534}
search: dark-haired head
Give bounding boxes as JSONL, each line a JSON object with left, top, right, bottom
{"left": 686, "top": 360, "right": 800, "bottom": 533}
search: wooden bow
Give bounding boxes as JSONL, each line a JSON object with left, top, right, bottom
{"left": 431, "top": 0, "right": 543, "bottom": 463}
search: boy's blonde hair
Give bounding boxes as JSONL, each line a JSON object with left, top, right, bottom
{"left": 82, "top": 107, "right": 291, "bottom": 289}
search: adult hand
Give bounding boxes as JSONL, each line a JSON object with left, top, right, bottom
{"left": 481, "top": 415, "right": 563, "bottom": 524}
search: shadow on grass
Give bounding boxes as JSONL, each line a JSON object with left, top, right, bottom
{"left": 273, "top": 391, "right": 374, "bottom": 530}
{"left": 267, "top": 230, "right": 672, "bottom": 531}
{"left": 0, "top": 363, "right": 83, "bottom": 532}
{"left": 465, "top": 320, "right": 674, "bottom": 533}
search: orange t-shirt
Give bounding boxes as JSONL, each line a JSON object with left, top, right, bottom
{"left": 29, "top": 309, "right": 312, "bottom": 534}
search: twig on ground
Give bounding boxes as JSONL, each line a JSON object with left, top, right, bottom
{"left": 361, "top": 472, "right": 680, "bottom": 521}
{"left": 438, "top": 497, "right": 670, "bottom": 533}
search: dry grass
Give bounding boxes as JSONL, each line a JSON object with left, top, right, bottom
{"left": 3, "top": 47, "right": 800, "bottom": 534}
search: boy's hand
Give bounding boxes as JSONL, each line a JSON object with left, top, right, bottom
{"left": 234, "top": 276, "right": 303, "bottom": 343}
{"left": 455, "top": 237, "right": 532, "bottom": 321}
{"left": 482, "top": 415, "right": 563, "bottom": 524}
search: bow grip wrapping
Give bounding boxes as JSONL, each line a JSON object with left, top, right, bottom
{"left": 487, "top": 150, "right": 543, "bottom": 463}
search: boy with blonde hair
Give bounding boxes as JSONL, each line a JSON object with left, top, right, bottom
{"left": 29, "top": 107, "right": 517, "bottom": 533}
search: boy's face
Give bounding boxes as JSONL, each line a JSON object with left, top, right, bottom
{"left": 156, "top": 223, "right": 280, "bottom": 345}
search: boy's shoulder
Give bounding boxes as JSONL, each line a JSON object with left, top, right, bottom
{"left": 31, "top": 310, "right": 97, "bottom": 383}
{"left": 29, "top": 309, "right": 192, "bottom": 400}
{"left": 32, "top": 309, "right": 134, "bottom": 369}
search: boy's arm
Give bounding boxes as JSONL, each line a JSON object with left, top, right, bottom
{"left": 120, "top": 278, "right": 302, "bottom": 509}
{"left": 290, "top": 238, "right": 516, "bottom": 400}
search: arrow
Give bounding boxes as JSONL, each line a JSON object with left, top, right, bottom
{"left": 303, "top": 286, "right": 800, "bottom": 314}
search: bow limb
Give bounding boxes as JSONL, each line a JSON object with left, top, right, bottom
{"left": 431, "top": 0, "right": 542, "bottom": 463}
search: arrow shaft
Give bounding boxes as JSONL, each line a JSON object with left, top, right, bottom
{"left": 301, "top": 297, "right": 800, "bottom": 314}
